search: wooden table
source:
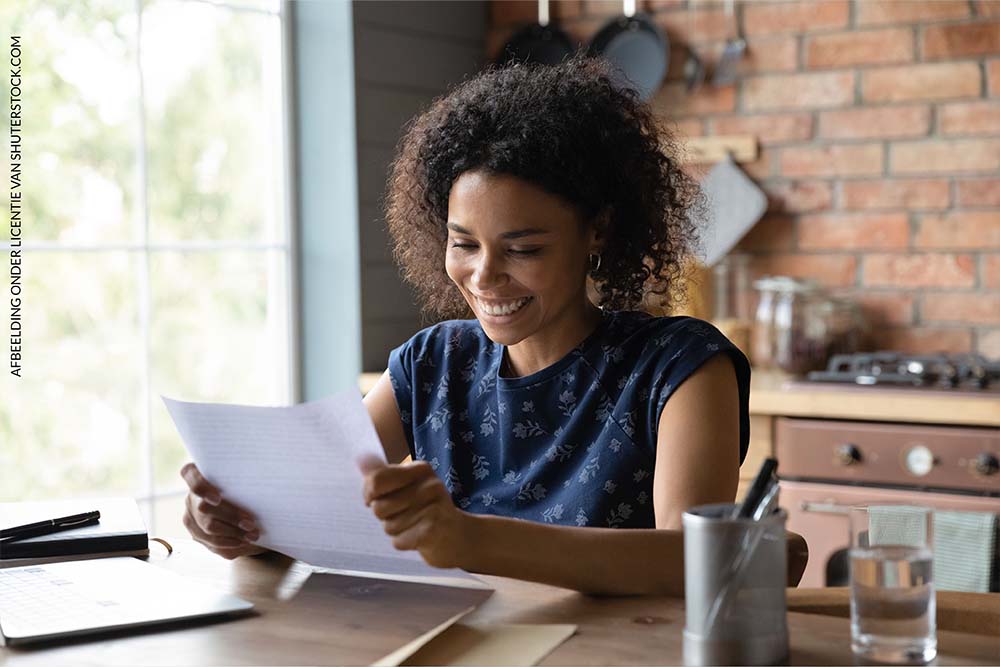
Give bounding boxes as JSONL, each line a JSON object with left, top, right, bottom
{"left": 3, "top": 539, "right": 998, "bottom": 666}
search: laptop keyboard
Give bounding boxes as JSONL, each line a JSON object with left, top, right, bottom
{"left": 0, "top": 566, "right": 132, "bottom": 636}
{"left": 0, "top": 557, "right": 253, "bottom": 644}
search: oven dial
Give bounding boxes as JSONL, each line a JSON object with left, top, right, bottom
{"left": 974, "top": 453, "right": 999, "bottom": 477}
{"left": 904, "top": 445, "right": 935, "bottom": 477}
{"left": 834, "top": 444, "right": 861, "bottom": 466}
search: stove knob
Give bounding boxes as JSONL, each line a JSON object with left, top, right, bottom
{"left": 974, "top": 453, "right": 999, "bottom": 477}
{"left": 905, "top": 445, "right": 935, "bottom": 477}
{"left": 835, "top": 444, "right": 861, "bottom": 466}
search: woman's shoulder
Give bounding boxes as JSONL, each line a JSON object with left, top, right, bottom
{"left": 392, "top": 318, "right": 490, "bottom": 362}
{"left": 605, "top": 310, "right": 730, "bottom": 355}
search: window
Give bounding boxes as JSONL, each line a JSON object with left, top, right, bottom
{"left": 1, "top": 0, "right": 296, "bottom": 538}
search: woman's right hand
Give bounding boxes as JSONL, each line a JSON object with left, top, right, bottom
{"left": 180, "top": 462, "right": 269, "bottom": 560}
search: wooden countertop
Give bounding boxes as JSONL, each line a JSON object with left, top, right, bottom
{"left": 359, "top": 371, "right": 1000, "bottom": 427}
{"left": 749, "top": 371, "right": 1000, "bottom": 427}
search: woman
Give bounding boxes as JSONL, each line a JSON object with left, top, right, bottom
{"left": 180, "top": 56, "right": 751, "bottom": 596}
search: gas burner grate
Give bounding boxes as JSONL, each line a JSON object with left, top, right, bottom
{"left": 807, "top": 352, "right": 1000, "bottom": 389}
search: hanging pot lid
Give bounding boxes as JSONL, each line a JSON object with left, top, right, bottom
{"left": 496, "top": 0, "right": 575, "bottom": 67}
{"left": 586, "top": 0, "right": 669, "bottom": 100}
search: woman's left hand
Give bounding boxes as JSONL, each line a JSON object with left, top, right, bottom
{"left": 358, "top": 455, "right": 471, "bottom": 570}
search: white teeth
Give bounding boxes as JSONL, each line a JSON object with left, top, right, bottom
{"left": 477, "top": 296, "right": 531, "bottom": 317}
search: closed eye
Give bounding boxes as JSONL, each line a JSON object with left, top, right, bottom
{"left": 449, "top": 243, "right": 540, "bottom": 256}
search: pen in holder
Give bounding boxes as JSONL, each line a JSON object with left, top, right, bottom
{"left": 683, "top": 489, "right": 788, "bottom": 666}
{"left": 683, "top": 503, "right": 788, "bottom": 666}
{"left": 703, "top": 483, "right": 781, "bottom": 632}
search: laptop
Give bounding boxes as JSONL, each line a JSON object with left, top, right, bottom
{"left": 0, "top": 556, "right": 254, "bottom": 646}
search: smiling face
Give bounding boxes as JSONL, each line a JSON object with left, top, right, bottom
{"left": 445, "top": 170, "right": 602, "bottom": 352}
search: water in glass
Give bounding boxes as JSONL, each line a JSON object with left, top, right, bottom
{"left": 850, "top": 545, "right": 936, "bottom": 664}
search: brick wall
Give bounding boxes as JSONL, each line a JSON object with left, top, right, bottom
{"left": 486, "top": 0, "right": 1000, "bottom": 356}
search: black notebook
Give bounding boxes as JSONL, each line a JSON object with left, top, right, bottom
{"left": 0, "top": 497, "right": 149, "bottom": 566}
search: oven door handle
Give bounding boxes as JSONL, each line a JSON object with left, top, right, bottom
{"left": 798, "top": 500, "right": 853, "bottom": 515}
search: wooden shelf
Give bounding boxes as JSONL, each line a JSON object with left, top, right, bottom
{"left": 677, "top": 134, "right": 758, "bottom": 164}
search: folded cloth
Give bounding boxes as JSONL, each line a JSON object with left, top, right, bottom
{"left": 868, "top": 505, "right": 930, "bottom": 548}
{"left": 866, "top": 506, "right": 998, "bottom": 593}
{"left": 933, "top": 510, "right": 997, "bottom": 593}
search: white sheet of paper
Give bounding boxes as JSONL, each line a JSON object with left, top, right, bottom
{"left": 162, "top": 389, "right": 475, "bottom": 583}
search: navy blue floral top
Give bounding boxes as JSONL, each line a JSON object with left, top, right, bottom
{"left": 387, "top": 309, "right": 750, "bottom": 529}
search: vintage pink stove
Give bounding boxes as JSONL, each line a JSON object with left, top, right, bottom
{"left": 776, "top": 352, "right": 1000, "bottom": 589}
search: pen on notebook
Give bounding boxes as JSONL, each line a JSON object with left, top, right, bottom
{"left": 0, "top": 510, "right": 101, "bottom": 543}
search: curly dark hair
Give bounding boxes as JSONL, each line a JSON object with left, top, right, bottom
{"left": 384, "top": 55, "right": 703, "bottom": 322}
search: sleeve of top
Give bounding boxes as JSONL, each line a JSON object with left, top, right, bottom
{"left": 387, "top": 337, "right": 418, "bottom": 460}
{"left": 647, "top": 317, "right": 752, "bottom": 465}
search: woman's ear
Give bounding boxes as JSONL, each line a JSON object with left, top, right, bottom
{"left": 589, "top": 206, "right": 613, "bottom": 252}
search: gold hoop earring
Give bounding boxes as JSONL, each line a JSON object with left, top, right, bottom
{"left": 588, "top": 253, "right": 602, "bottom": 273}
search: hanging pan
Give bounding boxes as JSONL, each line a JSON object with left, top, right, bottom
{"left": 495, "top": 0, "right": 575, "bottom": 67}
{"left": 586, "top": 0, "right": 669, "bottom": 100}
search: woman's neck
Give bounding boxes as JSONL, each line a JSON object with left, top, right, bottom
{"left": 502, "top": 302, "right": 604, "bottom": 378}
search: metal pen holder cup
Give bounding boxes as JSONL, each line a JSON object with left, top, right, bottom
{"left": 683, "top": 503, "right": 789, "bottom": 666}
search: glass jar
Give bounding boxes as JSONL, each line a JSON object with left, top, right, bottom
{"left": 712, "top": 255, "right": 753, "bottom": 355}
{"left": 772, "top": 279, "right": 830, "bottom": 376}
{"left": 713, "top": 254, "right": 753, "bottom": 321}
{"left": 828, "top": 298, "right": 865, "bottom": 357}
{"left": 751, "top": 277, "right": 790, "bottom": 369}
{"left": 751, "top": 278, "right": 775, "bottom": 368}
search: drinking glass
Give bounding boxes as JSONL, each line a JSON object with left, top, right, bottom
{"left": 849, "top": 505, "right": 936, "bottom": 664}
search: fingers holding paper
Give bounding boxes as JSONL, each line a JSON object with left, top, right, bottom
{"left": 180, "top": 462, "right": 268, "bottom": 560}
{"left": 359, "top": 457, "right": 470, "bottom": 570}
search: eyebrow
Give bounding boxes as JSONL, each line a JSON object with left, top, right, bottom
{"left": 446, "top": 222, "right": 551, "bottom": 240}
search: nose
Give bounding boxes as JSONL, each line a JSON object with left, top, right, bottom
{"left": 470, "top": 248, "right": 508, "bottom": 291}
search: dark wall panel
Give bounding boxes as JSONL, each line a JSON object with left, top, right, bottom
{"left": 353, "top": 1, "right": 488, "bottom": 372}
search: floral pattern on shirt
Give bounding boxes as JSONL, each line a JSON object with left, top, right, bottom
{"left": 387, "top": 310, "right": 750, "bottom": 529}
